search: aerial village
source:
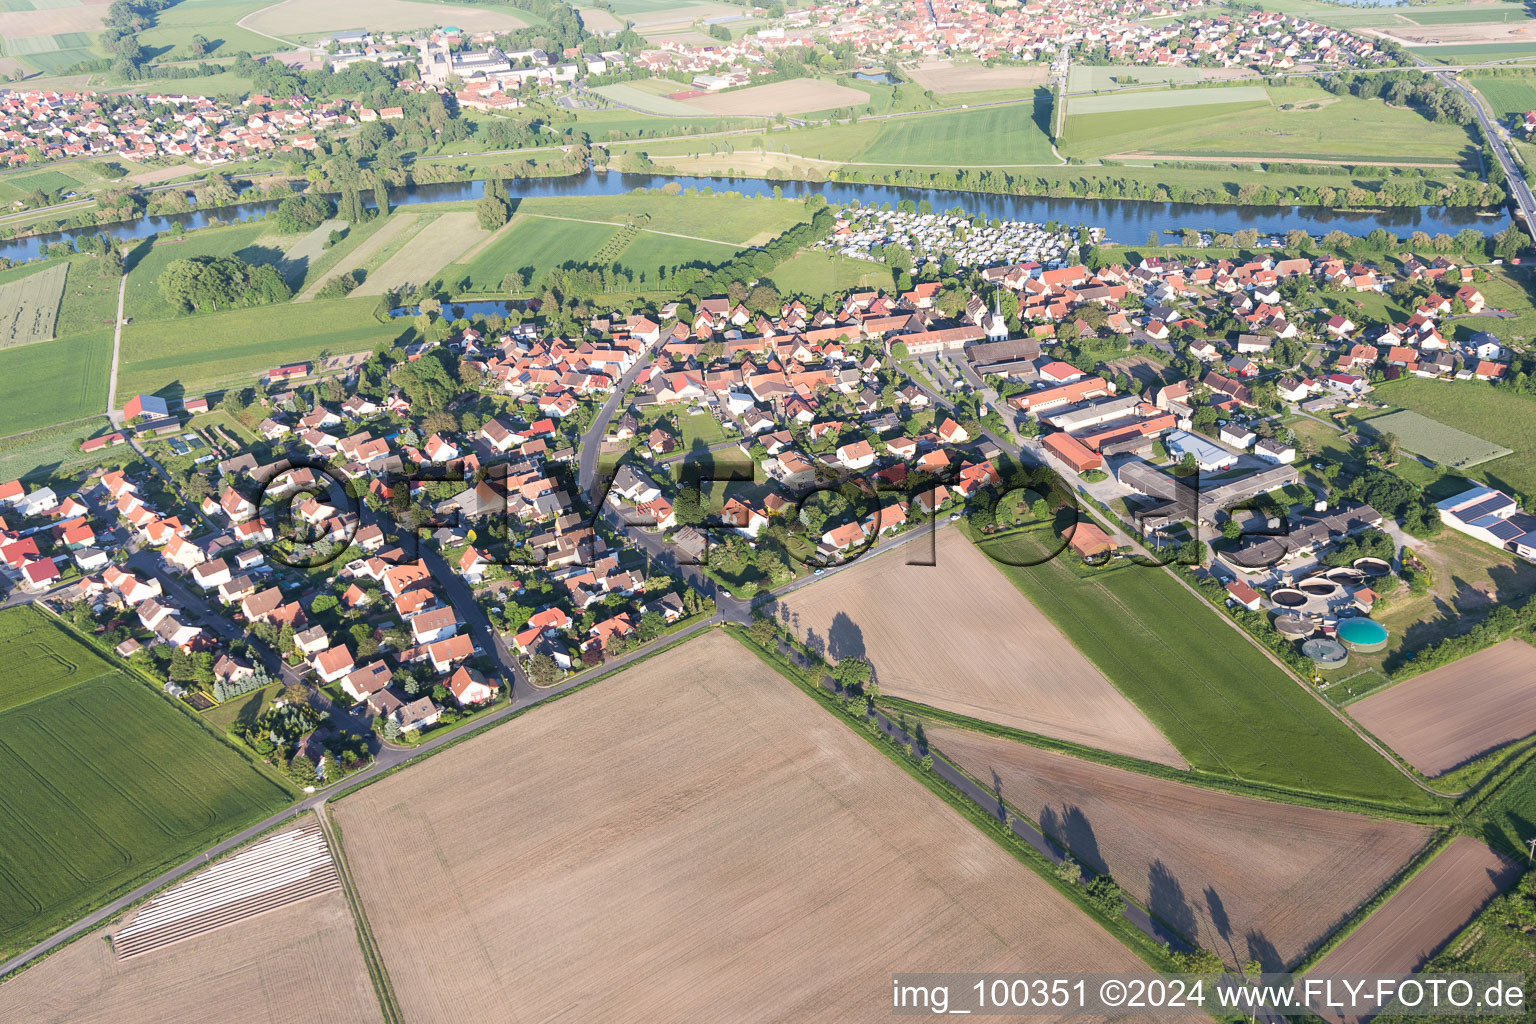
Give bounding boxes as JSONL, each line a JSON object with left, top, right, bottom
{"left": 0, "top": 200, "right": 1529, "bottom": 783}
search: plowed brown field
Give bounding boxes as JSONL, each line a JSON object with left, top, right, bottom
{"left": 1350, "top": 640, "right": 1536, "bottom": 776}
{"left": 1311, "top": 836, "right": 1520, "bottom": 1024}
{"left": 331, "top": 631, "right": 1193, "bottom": 1024}
{"left": 0, "top": 887, "right": 377, "bottom": 1024}
{"left": 771, "top": 527, "right": 1185, "bottom": 765}
{"left": 928, "top": 726, "right": 1432, "bottom": 968}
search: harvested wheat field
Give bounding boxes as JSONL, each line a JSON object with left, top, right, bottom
{"left": 1311, "top": 836, "right": 1520, "bottom": 1023}
{"left": 683, "top": 77, "right": 869, "bottom": 115}
{"left": 0, "top": 1, "right": 109, "bottom": 41}
{"left": 331, "top": 631, "right": 1184, "bottom": 1024}
{"left": 353, "top": 212, "right": 486, "bottom": 297}
{"left": 0, "top": 887, "right": 377, "bottom": 1024}
{"left": 1351, "top": 640, "right": 1536, "bottom": 777}
{"left": 1373, "top": 20, "right": 1534, "bottom": 45}
{"left": 771, "top": 527, "right": 1184, "bottom": 765}
{"left": 927, "top": 725, "right": 1431, "bottom": 968}
{"left": 245, "top": 0, "right": 526, "bottom": 39}
{"left": 908, "top": 60, "right": 1049, "bottom": 93}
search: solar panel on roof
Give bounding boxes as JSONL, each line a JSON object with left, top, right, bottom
{"left": 1486, "top": 519, "right": 1526, "bottom": 542}
{"left": 1454, "top": 495, "right": 1513, "bottom": 524}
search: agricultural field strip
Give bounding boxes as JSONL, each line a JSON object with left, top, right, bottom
{"left": 1312, "top": 836, "right": 1520, "bottom": 1022}
{"left": 1349, "top": 640, "right": 1536, "bottom": 777}
{"left": 928, "top": 724, "right": 1432, "bottom": 968}
{"left": 522, "top": 212, "right": 746, "bottom": 247}
{"left": 0, "top": 606, "right": 115, "bottom": 714}
{"left": 112, "top": 820, "right": 339, "bottom": 958}
{"left": 771, "top": 528, "right": 1186, "bottom": 766}
{"left": 0, "top": 666, "right": 290, "bottom": 958}
{"left": 973, "top": 529, "right": 1426, "bottom": 804}
{"left": 332, "top": 631, "right": 1183, "bottom": 1023}
{"left": 0, "top": 885, "right": 380, "bottom": 1024}
{"left": 1068, "top": 86, "right": 1271, "bottom": 115}
{"left": 295, "top": 213, "right": 419, "bottom": 301}
{"left": 353, "top": 211, "right": 486, "bottom": 297}
{"left": 1360, "top": 409, "right": 1512, "bottom": 468}
{"left": 0, "top": 262, "right": 67, "bottom": 349}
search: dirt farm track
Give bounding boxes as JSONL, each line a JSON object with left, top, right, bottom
{"left": 927, "top": 725, "right": 1431, "bottom": 969}
{"left": 331, "top": 631, "right": 1203, "bottom": 1023}
{"left": 1349, "top": 640, "right": 1536, "bottom": 777}
{"left": 0, "top": 887, "right": 377, "bottom": 1024}
{"left": 771, "top": 528, "right": 1185, "bottom": 766}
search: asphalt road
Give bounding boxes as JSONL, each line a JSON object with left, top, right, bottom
{"left": 1439, "top": 71, "right": 1536, "bottom": 239}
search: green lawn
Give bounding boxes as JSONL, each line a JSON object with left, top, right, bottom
{"left": 124, "top": 222, "right": 293, "bottom": 322}
{"left": 854, "top": 95, "right": 1057, "bottom": 165}
{"left": 972, "top": 527, "right": 1434, "bottom": 808}
{"left": 614, "top": 229, "right": 745, "bottom": 276}
{"left": 1467, "top": 71, "right": 1536, "bottom": 121}
{"left": 55, "top": 257, "right": 123, "bottom": 339}
{"left": 202, "top": 678, "right": 284, "bottom": 732}
{"left": 455, "top": 214, "right": 620, "bottom": 291}
{"left": 1062, "top": 83, "right": 1476, "bottom": 164}
{"left": 117, "top": 297, "right": 398, "bottom": 397}
{"left": 1403, "top": 7, "right": 1536, "bottom": 25}
{"left": 0, "top": 618, "right": 291, "bottom": 960}
{"left": 770, "top": 251, "right": 890, "bottom": 298}
{"left": 1369, "top": 377, "right": 1536, "bottom": 500}
{"left": 134, "top": 0, "right": 283, "bottom": 59}
{"left": 1471, "top": 754, "right": 1536, "bottom": 859}
{"left": 0, "top": 330, "right": 112, "bottom": 436}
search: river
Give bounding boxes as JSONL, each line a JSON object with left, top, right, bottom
{"left": 0, "top": 170, "right": 1508, "bottom": 263}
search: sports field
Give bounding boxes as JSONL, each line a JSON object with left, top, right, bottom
{"left": 0, "top": 608, "right": 291, "bottom": 960}
{"left": 332, "top": 631, "right": 1171, "bottom": 1022}
{"left": 1361, "top": 409, "right": 1512, "bottom": 470}
{"left": 0, "top": 330, "right": 111, "bottom": 437}
{"left": 974, "top": 527, "right": 1431, "bottom": 807}
{"left": 1369, "top": 378, "right": 1536, "bottom": 497}
{"left": 116, "top": 297, "right": 397, "bottom": 396}
{"left": 0, "top": 261, "right": 66, "bottom": 349}
{"left": 929, "top": 725, "right": 1430, "bottom": 968}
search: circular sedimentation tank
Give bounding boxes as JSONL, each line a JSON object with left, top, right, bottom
{"left": 1274, "top": 615, "right": 1313, "bottom": 638}
{"left": 1324, "top": 567, "right": 1365, "bottom": 585}
{"left": 1303, "top": 638, "right": 1349, "bottom": 667}
{"left": 1337, "top": 617, "right": 1389, "bottom": 653}
{"left": 1299, "top": 579, "right": 1340, "bottom": 597}
{"left": 1353, "top": 557, "right": 1392, "bottom": 578}
{"left": 1272, "top": 588, "right": 1308, "bottom": 607}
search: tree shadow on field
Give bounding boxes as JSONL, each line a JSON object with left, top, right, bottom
{"left": 1204, "top": 886, "right": 1240, "bottom": 967}
{"left": 1038, "top": 804, "right": 1107, "bottom": 875}
{"left": 1148, "top": 859, "right": 1200, "bottom": 951}
{"left": 1243, "top": 929, "right": 1284, "bottom": 972}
